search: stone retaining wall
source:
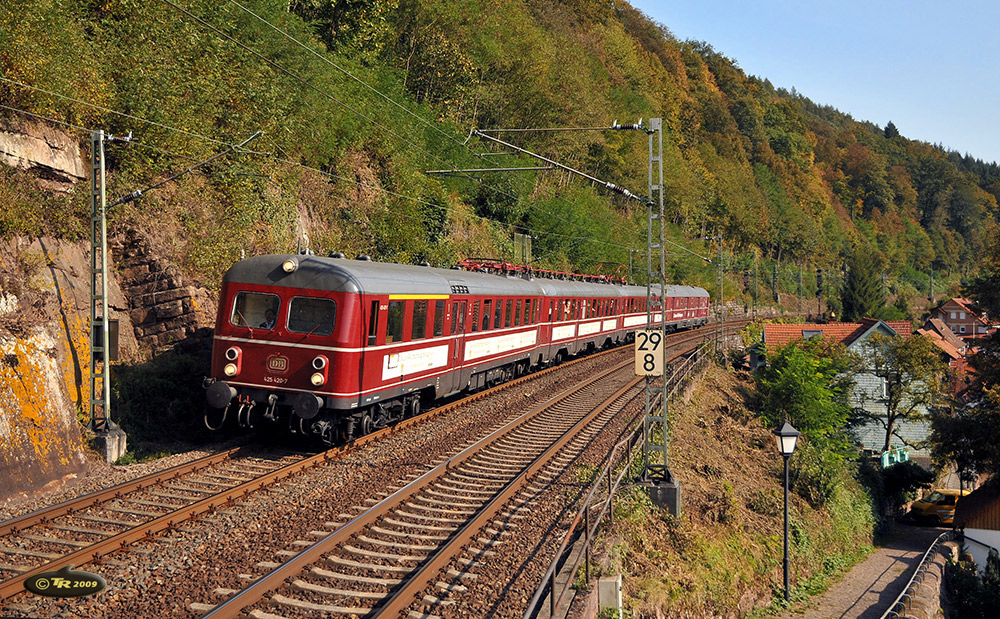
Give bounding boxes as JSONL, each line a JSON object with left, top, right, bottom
{"left": 113, "top": 228, "right": 216, "bottom": 352}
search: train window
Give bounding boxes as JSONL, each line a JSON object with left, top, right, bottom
{"left": 368, "top": 301, "right": 379, "bottom": 345}
{"left": 523, "top": 299, "right": 531, "bottom": 325}
{"left": 433, "top": 300, "right": 445, "bottom": 337}
{"left": 412, "top": 300, "right": 428, "bottom": 340}
{"left": 287, "top": 297, "right": 336, "bottom": 336}
{"left": 387, "top": 301, "right": 405, "bottom": 342}
{"left": 494, "top": 299, "right": 503, "bottom": 329}
{"left": 505, "top": 300, "right": 513, "bottom": 327}
{"left": 450, "top": 302, "right": 460, "bottom": 335}
{"left": 472, "top": 301, "right": 481, "bottom": 332}
{"left": 514, "top": 300, "right": 522, "bottom": 326}
{"left": 230, "top": 292, "right": 280, "bottom": 330}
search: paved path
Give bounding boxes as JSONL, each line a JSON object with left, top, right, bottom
{"left": 780, "top": 523, "right": 944, "bottom": 619}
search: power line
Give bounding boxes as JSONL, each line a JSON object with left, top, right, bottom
{"left": 0, "top": 76, "right": 229, "bottom": 147}
{"left": 227, "top": 0, "right": 462, "bottom": 149}
{"left": 0, "top": 21, "right": 654, "bottom": 263}
{"left": 159, "top": 0, "right": 448, "bottom": 169}
{"left": 173, "top": 0, "right": 608, "bottom": 243}
{"left": 0, "top": 101, "right": 92, "bottom": 135}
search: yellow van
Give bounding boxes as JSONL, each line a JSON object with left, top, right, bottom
{"left": 909, "top": 489, "right": 971, "bottom": 525}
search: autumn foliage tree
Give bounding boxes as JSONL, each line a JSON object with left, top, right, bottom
{"left": 756, "top": 337, "right": 859, "bottom": 449}
{"left": 854, "top": 332, "right": 948, "bottom": 454}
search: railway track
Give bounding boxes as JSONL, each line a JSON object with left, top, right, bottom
{"left": 0, "top": 320, "right": 739, "bottom": 612}
{"left": 0, "top": 333, "right": 641, "bottom": 602}
{"left": 196, "top": 356, "right": 651, "bottom": 619}
{"left": 0, "top": 447, "right": 330, "bottom": 599}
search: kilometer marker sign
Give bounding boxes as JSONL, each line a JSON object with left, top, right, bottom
{"left": 634, "top": 330, "right": 664, "bottom": 376}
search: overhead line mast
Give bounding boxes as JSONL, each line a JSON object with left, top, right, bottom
{"left": 466, "top": 120, "right": 682, "bottom": 515}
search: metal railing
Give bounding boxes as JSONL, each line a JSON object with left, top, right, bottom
{"left": 523, "top": 344, "right": 711, "bottom": 619}
{"left": 879, "top": 529, "right": 953, "bottom": 619}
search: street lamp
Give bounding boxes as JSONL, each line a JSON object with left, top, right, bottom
{"left": 773, "top": 420, "right": 801, "bottom": 602}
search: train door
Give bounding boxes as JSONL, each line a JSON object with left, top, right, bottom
{"left": 451, "top": 301, "right": 467, "bottom": 367}
{"left": 360, "top": 298, "right": 381, "bottom": 406}
{"left": 449, "top": 300, "right": 467, "bottom": 394}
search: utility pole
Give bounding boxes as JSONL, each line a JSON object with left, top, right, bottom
{"left": 772, "top": 262, "right": 779, "bottom": 304}
{"left": 816, "top": 268, "right": 824, "bottom": 319}
{"left": 88, "top": 130, "right": 261, "bottom": 463}
{"left": 797, "top": 265, "right": 803, "bottom": 316}
{"left": 715, "top": 238, "right": 724, "bottom": 354}
{"left": 642, "top": 118, "right": 680, "bottom": 516}
{"left": 89, "top": 130, "right": 129, "bottom": 463}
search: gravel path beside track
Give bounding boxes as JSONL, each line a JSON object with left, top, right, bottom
{"left": 780, "top": 523, "right": 944, "bottom": 619}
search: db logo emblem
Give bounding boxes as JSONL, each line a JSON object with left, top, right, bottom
{"left": 267, "top": 355, "right": 289, "bottom": 373}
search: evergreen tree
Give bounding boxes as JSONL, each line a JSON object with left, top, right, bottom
{"left": 841, "top": 246, "right": 884, "bottom": 321}
{"left": 884, "top": 121, "right": 900, "bottom": 139}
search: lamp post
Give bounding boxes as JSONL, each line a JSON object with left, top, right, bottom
{"left": 774, "top": 421, "right": 801, "bottom": 602}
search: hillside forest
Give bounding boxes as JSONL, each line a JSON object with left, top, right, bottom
{"left": 2, "top": 0, "right": 999, "bottom": 312}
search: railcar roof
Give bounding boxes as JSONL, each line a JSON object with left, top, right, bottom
{"left": 224, "top": 255, "right": 707, "bottom": 298}
{"left": 223, "top": 255, "right": 544, "bottom": 296}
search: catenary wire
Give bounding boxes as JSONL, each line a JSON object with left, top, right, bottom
{"left": 166, "top": 0, "right": 610, "bottom": 241}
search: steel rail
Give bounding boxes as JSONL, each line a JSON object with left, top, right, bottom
{"left": 374, "top": 373, "right": 645, "bottom": 618}
{"left": 0, "top": 340, "right": 627, "bottom": 600}
{"left": 0, "top": 319, "right": 738, "bottom": 603}
{"left": 201, "top": 359, "right": 638, "bottom": 618}
{"left": 0, "top": 445, "right": 247, "bottom": 538}
{"left": 879, "top": 529, "right": 953, "bottom": 619}
{"left": 0, "top": 444, "right": 359, "bottom": 600}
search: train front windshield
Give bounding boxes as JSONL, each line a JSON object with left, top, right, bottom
{"left": 287, "top": 297, "right": 337, "bottom": 336}
{"left": 231, "top": 292, "right": 280, "bottom": 329}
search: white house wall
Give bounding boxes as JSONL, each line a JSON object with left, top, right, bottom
{"left": 964, "top": 529, "right": 1000, "bottom": 574}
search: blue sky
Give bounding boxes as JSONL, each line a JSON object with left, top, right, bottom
{"left": 627, "top": 0, "right": 1000, "bottom": 165}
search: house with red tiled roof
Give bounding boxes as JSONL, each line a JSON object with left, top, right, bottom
{"left": 916, "top": 318, "right": 975, "bottom": 399}
{"left": 930, "top": 298, "right": 994, "bottom": 341}
{"left": 762, "top": 319, "right": 912, "bottom": 349}
{"left": 919, "top": 318, "right": 968, "bottom": 355}
{"left": 762, "top": 318, "right": 932, "bottom": 456}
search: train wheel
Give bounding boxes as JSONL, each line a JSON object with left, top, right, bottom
{"left": 359, "top": 412, "right": 374, "bottom": 436}
{"left": 409, "top": 397, "right": 421, "bottom": 418}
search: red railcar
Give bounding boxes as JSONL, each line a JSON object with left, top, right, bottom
{"left": 204, "top": 254, "right": 709, "bottom": 443}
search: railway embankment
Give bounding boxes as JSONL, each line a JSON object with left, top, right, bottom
{"left": 585, "top": 363, "right": 876, "bottom": 617}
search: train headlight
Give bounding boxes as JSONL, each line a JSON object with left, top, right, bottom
{"left": 310, "top": 355, "right": 328, "bottom": 386}
{"left": 282, "top": 258, "right": 298, "bottom": 273}
{"left": 223, "top": 347, "right": 241, "bottom": 376}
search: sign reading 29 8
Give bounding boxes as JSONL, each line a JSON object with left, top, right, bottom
{"left": 634, "top": 330, "right": 664, "bottom": 376}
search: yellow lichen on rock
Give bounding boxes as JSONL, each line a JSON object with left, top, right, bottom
{"left": 0, "top": 327, "right": 87, "bottom": 497}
